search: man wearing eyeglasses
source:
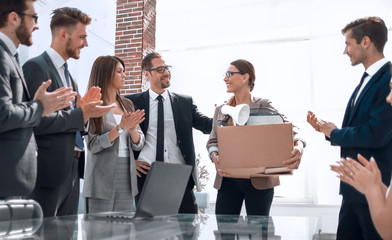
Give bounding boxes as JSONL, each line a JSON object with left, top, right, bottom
{"left": 0, "top": 0, "right": 76, "bottom": 199}
{"left": 126, "top": 52, "right": 212, "bottom": 213}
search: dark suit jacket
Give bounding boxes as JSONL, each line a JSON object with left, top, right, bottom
{"left": 126, "top": 90, "right": 212, "bottom": 189}
{"left": 22, "top": 51, "right": 85, "bottom": 187}
{"left": 329, "top": 62, "right": 392, "bottom": 203}
{"left": 0, "top": 39, "right": 43, "bottom": 197}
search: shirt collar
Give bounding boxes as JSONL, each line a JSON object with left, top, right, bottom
{"left": 0, "top": 32, "right": 18, "bottom": 56}
{"left": 149, "top": 89, "right": 168, "bottom": 101}
{"left": 46, "top": 47, "right": 66, "bottom": 69}
{"left": 365, "top": 58, "right": 388, "bottom": 77}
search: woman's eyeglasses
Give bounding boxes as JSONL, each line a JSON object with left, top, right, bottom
{"left": 224, "top": 71, "right": 245, "bottom": 78}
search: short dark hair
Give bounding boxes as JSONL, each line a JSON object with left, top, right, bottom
{"left": 0, "top": 0, "right": 36, "bottom": 28}
{"left": 50, "top": 7, "right": 91, "bottom": 33}
{"left": 142, "top": 52, "right": 162, "bottom": 71}
{"left": 342, "top": 16, "right": 388, "bottom": 53}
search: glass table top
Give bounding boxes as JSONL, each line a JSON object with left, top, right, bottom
{"left": 0, "top": 213, "right": 326, "bottom": 239}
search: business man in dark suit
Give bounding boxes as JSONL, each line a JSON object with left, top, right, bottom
{"left": 126, "top": 52, "right": 212, "bottom": 213}
{"left": 308, "top": 17, "right": 392, "bottom": 240}
{"left": 0, "top": 0, "right": 76, "bottom": 199}
{"left": 22, "top": 7, "right": 114, "bottom": 217}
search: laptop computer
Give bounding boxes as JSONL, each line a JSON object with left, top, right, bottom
{"left": 87, "top": 161, "right": 192, "bottom": 220}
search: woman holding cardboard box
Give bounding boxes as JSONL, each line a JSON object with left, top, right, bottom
{"left": 206, "top": 59, "right": 305, "bottom": 215}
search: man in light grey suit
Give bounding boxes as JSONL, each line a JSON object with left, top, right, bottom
{"left": 22, "top": 7, "right": 114, "bottom": 217}
{"left": 0, "top": 0, "right": 76, "bottom": 199}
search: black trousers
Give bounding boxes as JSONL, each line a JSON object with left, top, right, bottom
{"left": 215, "top": 177, "right": 274, "bottom": 216}
{"left": 29, "top": 157, "right": 80, "bottom": 217}
{"left": 336, "top": 199, "right": 382, "bottom": 240}
{"left": 136, "top": 169, "right": 197, "bottom": 214}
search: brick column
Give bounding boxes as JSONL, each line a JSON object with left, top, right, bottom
{"left": 115, "top": 0, "right": 156, "bottom": 95}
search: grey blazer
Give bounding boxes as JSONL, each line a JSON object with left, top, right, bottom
{"left": 22, "top": 51, "right": 85, "bottom": 187}
{"left": 83, "top": 110, "right": 145, "bottom": 200}
{"left": 0, "top": 39, "right": 43, "bottom": 197}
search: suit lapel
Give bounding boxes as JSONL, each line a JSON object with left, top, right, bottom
{"left": 0, "top": 39, "right": 31, "bottom": 99}
{"left": 141, "top": 91, "right": 150, "bottom": 134}
{"left": 42, "top": 52, "right": 64, "bottom": 88}
{"left": 346, "top": 62, "right": 391, "bottom": 125}
{"left": 168, "top": 91, "right": 180, "bottom": 137}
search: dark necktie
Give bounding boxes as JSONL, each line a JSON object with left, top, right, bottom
{"left": 63, "top": 62, "right": 71, "bottom": 87}
{"left": 350, "top": 72, "right": 368, "bottom": 108}
{"left": 156, "top": 95, "right": 164, "bottom": 162}
{"left": 64, "top": 62, "right": 84, "bottom": 150}
{"left": 14, "top": 52, "right": 20, "bottom": 66}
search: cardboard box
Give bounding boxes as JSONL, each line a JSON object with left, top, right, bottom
{"left": 217, "top": 123, "right": 293, "bottom": 178}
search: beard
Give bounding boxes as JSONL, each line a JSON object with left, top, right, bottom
{"left": 15, "top": 20, "right": 32, "bottom": 46}
{"left": 65, "top": 38, "right": 81, "bottom": 59}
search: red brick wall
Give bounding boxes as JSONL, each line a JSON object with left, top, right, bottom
{"left": 115, "top": 0, "right": 156, "bottom": 95}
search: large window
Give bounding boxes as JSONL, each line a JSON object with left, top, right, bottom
{"left": 156, "top": 0, "right": 392, "bottom": 205}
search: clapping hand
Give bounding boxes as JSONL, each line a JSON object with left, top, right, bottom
{"left": 33, "top": 80, "right": 76, "bottom": 116}
{"left": 330, "top": 154, "right": 381, "bottom": 195}
{"left": 76, "top": 86, "right": 101, "bottom": 108}
{"left": 119, "top": 109, "right": 145, "bottom": 131}
{"left": 307, "top": 111, "right": 337, "bottom": 138}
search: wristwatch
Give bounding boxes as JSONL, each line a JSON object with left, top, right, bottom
{"left": 116, "top": 125, "right": 124, "bottom": 134}
{"left": 210, "top": 151, "right": 218, "bottom": 159}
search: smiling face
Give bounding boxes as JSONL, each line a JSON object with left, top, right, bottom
{"left": 343, "top": 29, "right": 366, "bottom": 66}
{"left": 144, "top": 57, "right": 171, "bottom": 94}
{"left": 65, "top": 22, "right": 88, "bottom": 60}
{"left": 15, "top": 0, "right": 38, "bottom": 46}
{"left": 224, "top": 64, "right": 249, "bottom": 94}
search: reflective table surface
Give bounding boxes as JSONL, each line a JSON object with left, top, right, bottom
{"left": 0, "top": 213, "right": 324, "bottom": 239}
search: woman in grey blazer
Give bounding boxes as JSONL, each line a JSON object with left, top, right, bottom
{"left": 83, "top": 56, "right": 145, "bottom": 213}
{"left": 207, "top": 59, "right": 305, "bottom": 216}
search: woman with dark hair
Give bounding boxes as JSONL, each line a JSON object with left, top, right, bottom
{"left": 83, "top": 56, "right": 145, "bottom": 213}
{"left": 207, "top": 59, "right": 305, "bottom": 216}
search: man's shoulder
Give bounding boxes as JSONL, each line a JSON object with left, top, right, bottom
{"left": 126, "top": 91, "right": 147, "bottom": 100}
{"left": 23, "top": 52, "right": 47, "bottom": 66}
{"left": 170, "top": 91, "right": 192, "bottom": 101}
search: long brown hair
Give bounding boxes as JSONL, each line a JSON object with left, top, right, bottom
{"left": 226, "top": 59, "right": 256, "bottom": 126}
{"left": 87, "top": 55, "right": 134, "bottom": 134}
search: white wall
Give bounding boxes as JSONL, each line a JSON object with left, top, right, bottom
{"left": 21, "top": 0, "right": 116, "bottom": 94}
{"left": 155, "top": 0, "right": 392, "bottom": 205}
{"left": 23, "top": 0, "right": 392, "bottom": 206}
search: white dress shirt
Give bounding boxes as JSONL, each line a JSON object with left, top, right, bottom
{"left": 137, "top": 89, "right": 185, "bottom": 165}
{"left": 0, "top": 32, "right": 18, "bottom": 57}
{"left": 113, "top": 114, "right": 130, "bottom": 158}
{"left": 353, "top": 58, "right": 389, "bottom": 105}
{"left": 46, "top": 47, "right": 84, "bottom": 151}
{"left": 46, "top": 47, "right": 70, "bottom": 88}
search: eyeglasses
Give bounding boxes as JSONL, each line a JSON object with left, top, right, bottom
{"left": 225, "top": 71, "right": 245, "bottom": 78}
{"left": 18, "top": 12, "right": 38, "bottom": 23}
{"left": 147, "top": 66, "right": 172, "bottom": 74}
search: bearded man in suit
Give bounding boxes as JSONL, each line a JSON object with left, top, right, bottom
{"left": 0, "top": 0, "right": 75, "bottom": 199}
{"left": 22, "top": 7, "right": 114, "bottom": 216}
{"left": 126, "top": 52, "right": 212, "bottom": 213}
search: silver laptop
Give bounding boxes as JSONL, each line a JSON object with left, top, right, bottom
{"left": 87, "top": 162, "right": 192, "bottom": 220}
